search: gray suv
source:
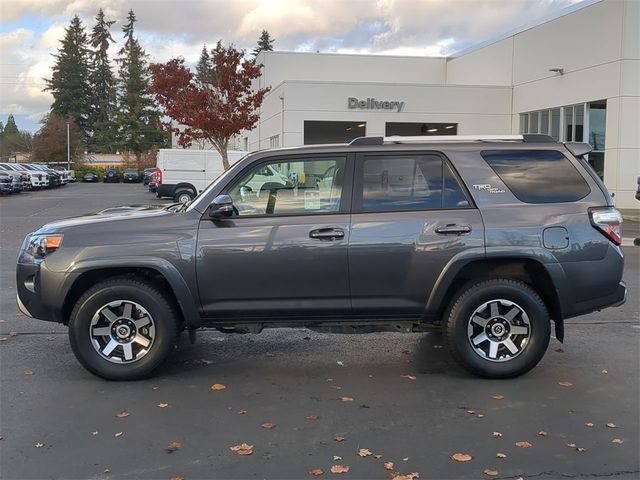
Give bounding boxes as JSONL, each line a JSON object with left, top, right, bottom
{"left": 16, "top": 135, "right": 626, "bottom": 380}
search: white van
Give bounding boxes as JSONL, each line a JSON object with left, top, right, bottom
{"left": 155, "top": 149, "right": 246, "bottom": 202}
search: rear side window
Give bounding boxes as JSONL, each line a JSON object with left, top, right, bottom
{"left": 481, "top": 150, "right": 590, "bottom": 203}
{"left": 356, "top": 154, "right": 470, "bottom": 212}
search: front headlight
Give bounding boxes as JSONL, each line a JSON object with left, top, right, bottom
{"left": 18, "top": 234, "right": 63, "bottom": 263}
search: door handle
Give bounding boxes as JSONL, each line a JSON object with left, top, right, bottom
{"left": 435, "top": 224, "right": 472, "bottom": 235}
{"left": 309, "top": 228, "right": 345, "bottom": 240}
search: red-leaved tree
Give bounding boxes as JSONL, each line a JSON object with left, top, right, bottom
{"left": 149, "top": 43, "right": 270, "bottom": 170}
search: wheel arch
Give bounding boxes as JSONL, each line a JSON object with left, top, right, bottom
{"left": 62, "top": 259, "right": 201, "bottom": 329}
{"left": 426, "top": 255, "right": 565, "bottom": 341}
{"left": 174, "top": 183, "right": 197, "bottom": 195}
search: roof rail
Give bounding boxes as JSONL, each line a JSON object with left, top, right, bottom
{"left": 349, "top": 134, "right": 557, "bottom": 146}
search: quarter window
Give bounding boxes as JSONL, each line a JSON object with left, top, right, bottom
{"left": 356, "top": 154, "right": 470, "bottom": 212}
{"left": 227, "top": 156, "right": 346, "bottom": 216}
{"left": 481, "top": 150, "right": 590, "bottom": 203}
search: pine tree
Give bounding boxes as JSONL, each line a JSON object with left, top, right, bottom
{"left": 252, "top": 30, "right": 275, "bottom": 57}
{"left": 196, "top": 44, "right": 215, "bottom": 85}
{"left": 115, "top": 10, "right": 168, "bottom": 163}
{"left": 3, "top": 114, "right": 19, "bottom": 136}
{"left": 45, "top": 15, "right": 92, "bottom": 136}
{"left": 88, "top": 8, "right": 117, "bottom": 153}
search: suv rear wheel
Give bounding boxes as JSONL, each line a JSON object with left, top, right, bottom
{"left": 444, "top": 279, "right": 550, "bottom": 378}
{"left": 69, "top": 278, "right": 178, "bottom": 380}
{"left": 174, "top": 189, "right": 195, "bottom": 204}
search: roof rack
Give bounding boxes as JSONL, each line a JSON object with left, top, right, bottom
{"left": 349, "top": 134, "right": 556, "bottom": 146}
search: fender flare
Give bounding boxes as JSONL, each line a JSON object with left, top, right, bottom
{"left": 64, "top": 256, "right": 202, "bottom": 329}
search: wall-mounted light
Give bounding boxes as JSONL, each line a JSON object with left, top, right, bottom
{"left": 445, "top": 125, "right": 455, "bottom": 129}
{"left": 428, "top": 128, "right": 438, "bottom": 133}
{"left": 549, "top": 67, "right": 564, "bottom": 75}
{"left": 357, "top": 123, "right": 366, "bottom": 127}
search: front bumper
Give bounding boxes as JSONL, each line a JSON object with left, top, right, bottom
{"left": 16, "top": 261, "right": 68, "bottom": 323}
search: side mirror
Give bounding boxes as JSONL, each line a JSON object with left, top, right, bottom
{"left": 209, "top": 194, "right": 234, "bottom": 219}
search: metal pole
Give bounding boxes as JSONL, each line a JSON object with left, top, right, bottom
{"left": 66, "top": 122, "right": 70, "bottom": 170}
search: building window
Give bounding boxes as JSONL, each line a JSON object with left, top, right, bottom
{"left": 587, "top": 100, "right": 606, "bottom": 179}
{"left": 244, "top": 137, "right": 249, "bottom": 151}
{"left": 520, "top": 104, "right": 586, "bottom": 142}
{"left": 385, "top": 122, "right": 457, "bottom": 136}
{"left": 269, "top": 135, "right": 280, "bottom": 148}
{"left": 304, "top": 121, "right": 366, "bottom": 145}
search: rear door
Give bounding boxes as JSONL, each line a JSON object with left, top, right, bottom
{"left": 349, "top": 151, "right": 484, "bottom": 316}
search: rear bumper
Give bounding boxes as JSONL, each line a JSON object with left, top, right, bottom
{"left": 157, "top": 184, "right": 176, "bottom": 198}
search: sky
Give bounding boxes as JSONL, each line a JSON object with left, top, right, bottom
{"left": 0, "top": 0, "right": 586, "bottom": 133}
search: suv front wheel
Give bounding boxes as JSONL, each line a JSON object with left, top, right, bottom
{"left": 69, "top": 278, "right": 179, "bottom": 380}
{"left": 444, "top": 279, "right": 550, "bottom": 378}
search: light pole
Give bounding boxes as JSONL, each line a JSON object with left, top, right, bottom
{"left": 66, "top": 121, "right": 70, "bottom": 170}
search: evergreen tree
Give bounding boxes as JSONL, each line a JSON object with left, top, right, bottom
{"left": 88, "top": 8, "right": 117, "bottom": 153}
{"left": 3, "top": 114, "right": 19, "bottom": 136}
{"left": 196, "top": 44, "right": 215, "bottom": 85}
{"left": 45, "top": 15, "right": 92, "bottom": 135}
{"left": 252, "top": 30, "right": 275, "bottom": 56}
{"left": 115, "top": 10, "right": 168, "bottom": 162}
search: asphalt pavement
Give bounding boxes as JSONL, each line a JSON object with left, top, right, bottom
{"left": 0, "top": 183, "right": 638, "bottom": 479}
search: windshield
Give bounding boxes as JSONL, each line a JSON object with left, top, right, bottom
{"left": 186, "top": 154, "right": 250, "bottom": 213}
{"left": 125, "top": 169, "right": 137, "bottom": 173}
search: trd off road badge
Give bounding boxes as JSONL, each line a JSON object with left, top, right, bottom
{"left": 473, "top": 184, "right": 506, "bottom": 194}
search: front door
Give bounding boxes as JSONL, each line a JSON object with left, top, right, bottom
{"left": 349, "top": 151, "right": 484, "bottom": 315}
{"left": 196, "top": 154, "right": 353, "bottom": 319}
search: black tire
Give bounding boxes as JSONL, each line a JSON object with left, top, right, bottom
{"left": 68, "top": 277, "right": 179, "bottom": 380}
{"left": 174, "top": 189, "right": 195, "bottom": 203}
{"left": 444, "top": 279, "right": 550, "bottom": 378}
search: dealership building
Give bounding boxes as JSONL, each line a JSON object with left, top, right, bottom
{"left": 173, "top": 0, "right": 639, "bottom": 208}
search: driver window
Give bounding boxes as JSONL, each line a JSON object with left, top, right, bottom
{"left": 227, "top": 156, "right": 346, "bottom": 216}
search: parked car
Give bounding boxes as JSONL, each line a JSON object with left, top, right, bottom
{"left": 155, "top": 149, "right": 245, "bottom": 202}
{"left": 52, "top": 167, "right": 75, "bottom": 183}
{"left": 143, "top": 167, "right": 156, "bottom": 186}
{"left": 104, "top": 168, "right": 120, "bottom": 183}
{"left": 83, "top": 172, "right": 99, "bottom": 183}
{"left": 147, "top": 168, "right": 160, "bottom": 193}
{"left": 0, "top": 164, "right": 30, "bottom": 191}
{"left": 123, "top": 168, "right": 140, "bottom": 183}
{"left": 0, "top": 172, "right": 14, "bottom": 194}
{"left": 16, "top": 134, "right": 626, "bottom": 381}
{"left": 2, "top": 163, "right": 48, "bottom": 189}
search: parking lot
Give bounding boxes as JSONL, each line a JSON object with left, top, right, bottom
{"left": 0, "top": 182, "right": 638, "bottom": 479}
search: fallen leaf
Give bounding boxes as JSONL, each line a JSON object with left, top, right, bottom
{"left": 384, "top": 462, "right": 394, "bottom": 470}
{"left": 374, "top": 454, "right": 382, "bottom": 459}
{"left": 606, "top": 422, "right": 617, "bottom": 428}
{"left": 152, "top": 385, "right": 159, "bottom": 390}
{"left": 585, "top": 422, "right": 594, "bottom": 427}
{"left": 576, "top": 447, "right": 586, "bottom": 452}
{"left": 334, "top": 436, "right": 345, "bottom": 442}
{"left": 567, "top": 443, "right": 576, "bottom": 448}
{"left": 170, "top": 476, "right": 183, "bottom": 480}
{"left": 330, "top": 465, "right": 349, "bottom": 474}
{"left": 211, "top": 383, "right": 226, "bottom": 391}
{"left": 403, "top": 457, "right": 409, "bottom": 461}
{"left": 261, "top": 422, "right": 276, "bottom": 430}
{"left": 450, "top": 453, "right": 473, "bottom": 462}
{"left": 477, "top": 414, "right": 484, "bottom": 418}
{"left": 229, "top": 443, "right": 253, "bottom": 455}
{"left": 601, "top": 369, "right": 608, "bottom": 374}
{"left": 309, "top": 468, "right": 324, "bottom": 476}
{"left": 340, "top": 397, "right": 353, "bottom": 402}
{"left": 357, "top": 448, "right": 372, "bottom": 457}
{"left": 306, "top": 415, "right": 319, "bottom": 421}
{"left": 491, "top": 395, "right": 504, "bottom": 400}
{"left": 492, "top": 432, "right": 502, "bottom": 438}
{"left": 115, "top": 432, "right": 123, "bottom": 438}
{"left": 92, "top": 431, "right": 98, "bottom": 436}
{"left": 167, "top": 441, "right": 181, "bottom": 453}
{"left": 467, "top": 410, "right": 475, "bottom": 415}
{"left": 515, "top": 441, "right": 532, "bottom": 448}
{"left": 612, "top": 438, "right": 624, "bottom": 444}
{"left": 238, "top": 410, "right": 247, "bottom": 415}
{"left": 484, "top": 469, "right": 499, "bottom": 476}
{"left": 391, "top": 474, "right": 419, "bottom": 480}
{"left": 496, "top": 453, "right": 507, "bottom": 459}
{"left": 558, "top": 381, "right": 573, "bottom": 387}
{"left": 538, "top": 431, "right": 548, "bottom": 437}
{"left": 157, "top": 403, "right": 169, "bottom": 408}
{"left": 47, "top": 336, "right": 54, "bottom": 341}
{"left": 0, "top": 337, "right": 7, "bottom": 342}
{"left": 35, "top": 442, "right": 43, "bottom": 448}
{"left": 337, "top": 361, "right": 344, "bottom": 366}
{"left": 24, "top": 370, "right": 34, "bottom": 376}
{"left": 104, "top": 469, "right": 111, "bottom": 474}
{"left": 400, "top": 375, "right": 416, "bottom": 381}
{"left": 9, "top": 331, "right": 17, "bottom": 336}
{"left": 115, "top": 411, "right": 130, "bottom": 418}
{"left": 333, "top": 455, "right": 342, "bottom": 461}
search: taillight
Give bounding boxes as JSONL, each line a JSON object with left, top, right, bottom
{"left": 589, "top": 207, "right": 623, "bottom": 245}
{"left": 155, "top": 168, "right": 162, "bottom": 185}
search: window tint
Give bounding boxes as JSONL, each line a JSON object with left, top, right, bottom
{"left": 357, "top": 154, "right": 469, "bottom": 212}
{"left": 481, "top": 150, "right": 590, "bottom": 203}
{"left": 227, "top": 156, "right": 346, "bottom": 216}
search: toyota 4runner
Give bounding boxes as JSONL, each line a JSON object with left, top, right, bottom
{"left": 16, "top": 135, "right": 626, "bottom": 380}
